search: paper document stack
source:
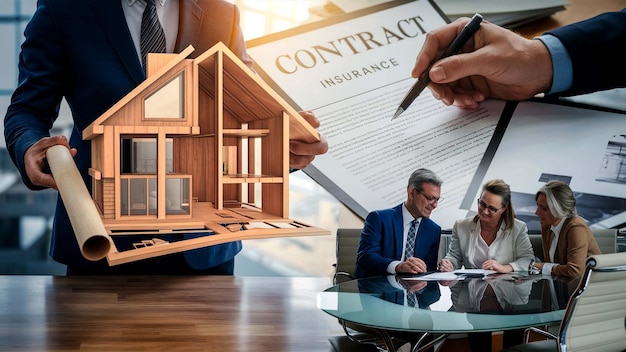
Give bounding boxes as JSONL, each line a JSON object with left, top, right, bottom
{"left": 435, "top": 0, "right": 570, "bottom": 28}
{"left": 329, "top": 0, "right": 570, "bottom": 28}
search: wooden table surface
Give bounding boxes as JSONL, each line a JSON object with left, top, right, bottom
{"left": 0, "top": 276, "right": 346, "bottom": 351}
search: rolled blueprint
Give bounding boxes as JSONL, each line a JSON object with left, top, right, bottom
{"left": 46, "top": 145, "right": 112, "bottom": 261}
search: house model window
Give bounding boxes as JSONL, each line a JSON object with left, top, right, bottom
{"left": 119, "top": 137, "right": 183, "bottom": 216}
{"left": 144, "top": 73, "right": 184, "bottom": 119}
{"left": 120, "top": 137, "right": 173, "bottom": 174}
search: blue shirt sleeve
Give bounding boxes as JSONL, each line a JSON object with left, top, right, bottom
{"left": 535, "top": 34, "right": 573, "bottom": 94}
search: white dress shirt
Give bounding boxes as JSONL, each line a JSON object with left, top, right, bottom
{"left": 542, "top": 218, "right": 565, "bottom": 275}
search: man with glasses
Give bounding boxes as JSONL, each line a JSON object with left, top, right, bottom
{"left": 355, "top": 168, "right": 443, "bottom": 278}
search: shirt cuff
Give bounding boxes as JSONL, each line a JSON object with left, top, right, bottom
{"left": 542, "top": 262, "right": 557, "bottom": 276}
{"left": 388, "top": 260, "right": 400, "bottom": 274}
{"left": 535, "top": 34, "right": 573, "bottom": 94}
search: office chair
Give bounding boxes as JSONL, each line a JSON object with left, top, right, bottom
{"left": 333, "top": 228, "right": 361, "bottom": 284}
{"left": 331, "top": 229, "right": 390, "bottom": 350}
{"left": 500, "top": 252, "right": 626, "bottom": 352}
{"left": 590, "top": 228, "right": 618, "bottom": 254}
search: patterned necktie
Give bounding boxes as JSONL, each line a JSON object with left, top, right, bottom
{"left": 406, "top": 293, "right": 417, "bottom": 307}
{"left": 140, "top": 0, "right": 166, "bottom": 69}
{"left": 404, "top": 219, "right": 419, "bottom": 260}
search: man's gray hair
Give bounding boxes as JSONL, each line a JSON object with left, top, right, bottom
{"left": 407, "top": 168, "right": 443, "bottom": 191}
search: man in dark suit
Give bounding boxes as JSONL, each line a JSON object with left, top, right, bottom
{"left": 355, "top": 168, "right": 443, "bottom": 278}
{"left": 4, "top": 0, "right": 328, "bottom": 275}
{"left": 410, "top": 9, "right": 626, "bottom": 108}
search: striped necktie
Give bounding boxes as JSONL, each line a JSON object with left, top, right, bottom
{"left": 140, "top": 0, "right": 167, "bottom": 69}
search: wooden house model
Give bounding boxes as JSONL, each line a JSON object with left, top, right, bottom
{"left": 82, "top": 43, "right": 328, "bottom": 265}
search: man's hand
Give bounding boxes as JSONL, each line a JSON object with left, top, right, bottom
{"left": 412, "top": 18, "right": 553, "bottom": 108}
{"left": 24, "top": 135, "right": 77, "bottom": 190}
{"left": 289, "top": 111, "right": 328, "bottom": 170}
{"left": 396, "top": 257, "right": 427, "bottom": 275}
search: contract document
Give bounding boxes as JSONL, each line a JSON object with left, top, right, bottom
{"left": 247, "top": 0, "right": 507, "bottom": 230}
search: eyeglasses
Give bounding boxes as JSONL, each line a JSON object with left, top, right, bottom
{"left": 477, "top": 199, "right": 502, "bottom": 214}
{"left": 418, "top": 191, "right": 443, "bottom": 204}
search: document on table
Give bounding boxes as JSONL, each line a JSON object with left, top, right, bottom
{"left": 454, "top": 269, "right": 497, "bottom": 276}
{"left": 246, "top": 0, "right": 507, "bottom": 229}
{"left": 403, "top": 269, "right": 497, "bottom": 281}
{"left": 403, "top": 272, "right": 460, "bottom": 281}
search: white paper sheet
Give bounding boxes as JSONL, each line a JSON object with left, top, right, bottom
{"left": 403, "top": 271, "right": 461, "bottom": 281}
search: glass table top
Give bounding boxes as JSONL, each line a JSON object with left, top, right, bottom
{"left": 319, "top": 273, "right": 579, "bottom": 333}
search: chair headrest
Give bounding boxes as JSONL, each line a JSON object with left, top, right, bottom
{"left": 586, "top": 252, "right": 626, "bottom": 269}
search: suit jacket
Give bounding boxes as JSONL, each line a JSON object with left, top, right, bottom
{"left": 546, "top": 8, "right": 626, "bottom": 96}
{"left": 445, "top": 217, "right": 534, "bottom": 272}
{"left": 4, "top": 0, "right": 250, "bottom": 270}
{"left": 355, "top": 204, "right": 441, "bottom": 278}
{"left": 541, "top": 216, "right": 601, "bottom": 278}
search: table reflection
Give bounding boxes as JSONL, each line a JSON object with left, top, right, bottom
{"left": 321, "top": 274, "right": 579, "bottom": 333}
{"left": 356, "top": 276, "right": 442, "bottom": 309}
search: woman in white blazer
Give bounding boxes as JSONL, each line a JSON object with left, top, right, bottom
{"left": 439, "top": 179, "right": 534, "bottom": 273}
{"left": 439, "top": 179, "right": 534, "bottom": 351}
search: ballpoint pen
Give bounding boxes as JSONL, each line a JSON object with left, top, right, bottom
{"left": 391, "top": 13, "right": 483, "bottom": 120}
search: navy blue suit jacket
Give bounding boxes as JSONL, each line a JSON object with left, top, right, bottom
{"left": 355, "top": 204, "right": 441, "bottom": 278}
{"left": 546, "top": 8, "right": 626, "bottom": 96}
{"left": 4, "top": 0, "right": 251, "bottom": 270}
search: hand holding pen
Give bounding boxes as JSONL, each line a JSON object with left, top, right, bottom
{"left": 408, "top": 15, "right": 554, "bottom": 109}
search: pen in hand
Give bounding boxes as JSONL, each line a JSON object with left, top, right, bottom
{"left": 391, "top": 13, "right": 483, "bottom": 120}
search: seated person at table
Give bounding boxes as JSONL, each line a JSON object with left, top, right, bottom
{"left": 438, "top": 179, "right": 534, "bottom": 352}
{"left": 531, "top": 180, "right": 601, "bottom": 278}
{"left": 438, "top": 179, "right": 534, "bottom": 274}
{"left": 355, "top": 168, "right": 443, "bottom": 278}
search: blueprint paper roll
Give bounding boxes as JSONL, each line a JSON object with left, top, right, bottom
{"left": 46, "top": 145, "right": 111, "bottom": 261}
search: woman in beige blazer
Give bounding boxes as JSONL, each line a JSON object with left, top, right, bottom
{"left": 532, "top": 180, "right": 601, "bottom": 278}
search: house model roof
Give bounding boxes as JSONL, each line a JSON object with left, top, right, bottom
{"left": 84, "top": 44, "right": 320, "bottom": 144}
